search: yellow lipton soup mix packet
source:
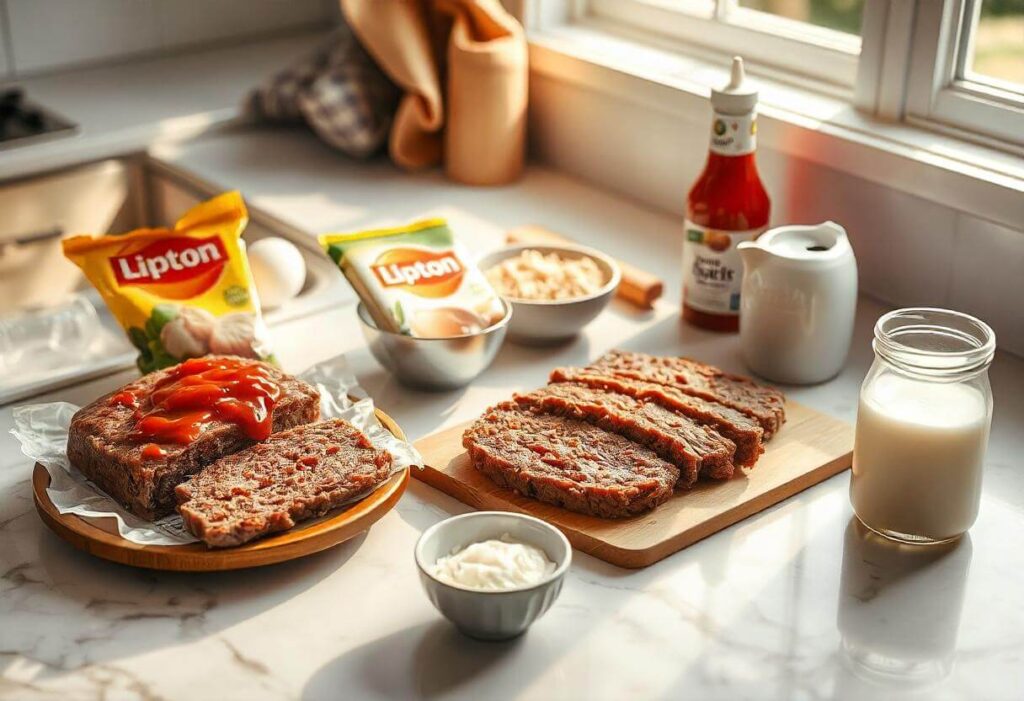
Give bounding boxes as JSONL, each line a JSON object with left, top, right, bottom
{"left": 62, "top": 191, "right": 274, "bottom": 373}
{"left": 320, "top": 218, "right": 505, "bottom": 337}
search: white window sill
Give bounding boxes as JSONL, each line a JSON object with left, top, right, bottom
{"left": 527, "top": 22, "right": 1024, "bottom": 230}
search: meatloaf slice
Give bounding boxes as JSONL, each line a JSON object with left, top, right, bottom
{"left": 176, "top": 419, "right": 393, "bottom": 547}
{"left": 549, "top": 368, "right": 764, "bottom": 467}
{"left": 588, "top": 350, "right": 786, "bottom": 437}
{"left": 514, "top": 383, "right": 736, "bottom": 484}
{"left": 66, "top": 356, "right": 320, "bottom": 520}
{"left": 462, "top": 403, "right": 679, "bottom": 519}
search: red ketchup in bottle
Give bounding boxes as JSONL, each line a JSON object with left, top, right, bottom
{"left": 682, "top": 57, "right": 770, "bottom": 333}
{"left": 132, "top": 357, "right": 281, "bottom": 453}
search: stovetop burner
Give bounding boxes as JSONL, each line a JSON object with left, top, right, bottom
{"left": 0, "top": 87, "right": 77, "bottom": 149}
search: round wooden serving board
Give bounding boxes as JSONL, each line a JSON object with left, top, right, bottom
{"left": 32, "top": 408, "right": 410, "bottom": 572}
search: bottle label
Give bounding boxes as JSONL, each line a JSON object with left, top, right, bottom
{"left": 682, "top": 221, "right": 765, "bottom": 316}
{"left": 709, "top": 110, "right": 757, "bottom": 156}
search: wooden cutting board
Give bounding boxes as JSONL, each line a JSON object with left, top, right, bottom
{"left": 413, "top": 400, "right": 853, "bottom": 568}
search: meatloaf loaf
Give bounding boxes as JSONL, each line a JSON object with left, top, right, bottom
{"left": 176, "top": 419, "right": 393, "bottom": 547}
{"left": 513, "top": 383, "right": 736, "bottom": 483}
{"left": 66, "top": 357, "right": 320, "bottom": 520}
{"left": 549, "top": 368, "right": 764, "bottom": 467}
{"left": 588, "top": 350, "right": 786, "bottom": 437}
{"left": 462, "top": 402, "right": 679, "bottom": 518}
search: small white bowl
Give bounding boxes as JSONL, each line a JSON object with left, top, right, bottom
{"left": 478, "top": 244, "right": 621, "bottom": 345}
{"left": 414, "top": 512, "right": 571, "bottom": 641}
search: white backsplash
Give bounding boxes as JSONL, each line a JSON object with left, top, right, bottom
{"left": 781, "top": 160, "right": 960, "bottom": 309}
{"left": 0, "top": 0, "right": 336, "bottom": 78}
{"left": 6, "top": 0, "right": 161, "bottom": 75}
{"left": 155, "top": 0, "right": 330, "bottom": 51}
{"left": 0, "top": 4, "right": 9, "bottom": 79}
{"left": 950, "top": 214, "right": 1024, "bottom": 355}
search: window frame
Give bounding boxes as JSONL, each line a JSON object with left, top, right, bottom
{"left": 552, "top": 0, "right": 1024, "bottom": 150}
{"left": 585, "top": 0, "right": 861, "bottom": 88}
{"left": 905, "top": 0, "right": 1024, "bottom": 148}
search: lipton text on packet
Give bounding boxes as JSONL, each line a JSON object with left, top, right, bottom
{"left": 63, "top": 191, "right": 274, "bottom": 373}
{"left": 320, "top": 219, "right": 505, "bottom": 338}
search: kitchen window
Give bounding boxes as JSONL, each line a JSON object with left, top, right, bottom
{"left": 554, "top": 0, "right": 1024, "bottom": 150}
{"left": 905, "top": 0, "right": 1024, "bottom": 147}
{"left": 585, "top": 0, "right": 863, "bottom": 86}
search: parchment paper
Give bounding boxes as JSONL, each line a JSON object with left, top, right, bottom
{"left": 10, "top": 354, "right": 422, "bottom": 545}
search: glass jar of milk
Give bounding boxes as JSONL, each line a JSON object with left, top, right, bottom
{"left": 851, "top": 308, "right": 996, "bottom": 544}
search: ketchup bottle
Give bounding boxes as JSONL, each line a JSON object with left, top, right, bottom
{"left": 682, "top": 57, "right": 770, "bottom": 332}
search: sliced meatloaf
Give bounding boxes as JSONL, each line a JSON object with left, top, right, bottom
{"left": 462, "top": 403, "right": 679, "bottom": 518}
{"left": 549, "top": 368, "right": 764, "bottom": 467}
{"left": 66, "top": 356, "right": 320, "bottom": 520}
{"left": 513, "top": 383, "right": 736, "bottom": 484}
{"left": 587, "top": 350, "right": 786, "bottom": 437}
{"left": 176, "top": 419, "right": 393, "bottom": 547}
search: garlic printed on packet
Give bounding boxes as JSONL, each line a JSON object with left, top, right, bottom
{"left": 63, "top": 192, "right": 274, "bottom": 372}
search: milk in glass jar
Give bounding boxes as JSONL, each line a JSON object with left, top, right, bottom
{"left": 851, "top": 308, "right": 996, "bottom": 544}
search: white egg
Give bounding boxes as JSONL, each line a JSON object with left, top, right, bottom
{"left": 246, "top": 237, "right": 307, "bottom": 309}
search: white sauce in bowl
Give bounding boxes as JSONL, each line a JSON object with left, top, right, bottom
{"left": 431, "top": 534, "right": 556, "bottom": 591}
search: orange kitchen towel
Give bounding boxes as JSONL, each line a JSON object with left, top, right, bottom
{"left": 340, "top": 0, "right": 527, "bottom": 185}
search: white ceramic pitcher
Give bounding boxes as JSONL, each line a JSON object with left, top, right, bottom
{"left": 738, "top": 221, "right": 857, "bottom": 385}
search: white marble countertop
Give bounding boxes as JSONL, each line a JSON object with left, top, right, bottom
{"left": 1, "top": 126, "right": 1023, "bottom": 700}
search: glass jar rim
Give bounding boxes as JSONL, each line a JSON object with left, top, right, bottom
{"left": 873, "top": 307, "right": 995, "bottom": 377}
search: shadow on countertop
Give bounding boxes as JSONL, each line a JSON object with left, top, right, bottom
{"left": 302, "top": 620, "right": 528, "bottom": 701}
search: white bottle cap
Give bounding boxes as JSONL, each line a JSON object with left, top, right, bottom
{"left": 711, "top": 57, "right": 758, "bottom": 115}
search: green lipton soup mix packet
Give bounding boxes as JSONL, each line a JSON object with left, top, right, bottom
{"left": 320, "top": 218, "right": 505, "bottom": 338}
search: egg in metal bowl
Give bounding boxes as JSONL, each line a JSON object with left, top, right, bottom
{"left": 356, "top": 298, "right": 511, "bottom": 391}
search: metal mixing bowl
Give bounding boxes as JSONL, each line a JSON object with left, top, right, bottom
{"left": 478, "top": 244, "right": 621, "bottom": 345}
{"left": 356, "top": 299, "right": 511, "bottom": 391}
